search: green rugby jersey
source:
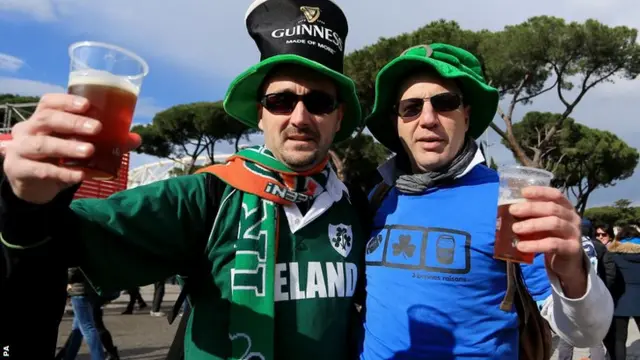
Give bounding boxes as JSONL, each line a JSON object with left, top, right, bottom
{"left": 5, "top": 173, "right": 367, "bottom": 360}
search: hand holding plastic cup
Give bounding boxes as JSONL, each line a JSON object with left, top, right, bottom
{"left": 494, "top": 165, "right": 554, "bottom": 264}
{"left": 61, "top": 41, "right": 149, "bottom": 180}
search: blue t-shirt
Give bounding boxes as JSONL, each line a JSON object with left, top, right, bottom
{"left": 362, "top": 165, "right": 521, "bottom": 360}
{"left": 521, "top": 253, "right": 551, "bottom": 303}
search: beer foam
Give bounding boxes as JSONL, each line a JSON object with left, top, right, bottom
{"left": 498, "top": 198, "right": 526, "bottom": 206}
{"left": 68, "top": 70, "right": 140, "bottom": 96}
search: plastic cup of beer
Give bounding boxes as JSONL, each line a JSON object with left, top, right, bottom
{"left": 494, "top": 165, "right": 554, "bottom": 264}
{"left": 62, "top": 41, "right": 149, "bottom": 180}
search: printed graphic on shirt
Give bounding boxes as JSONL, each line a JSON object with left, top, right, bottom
{"left": 582, "top": 237, "right": 598, "bottom": 270}
{"left": 328, "top": 224, "right": 353, "bottom": 258}
{"left": 231, "top": 200, "right": 272, "bottom": 297}
{"left": 366, "top": 225, "right": 472, "bottom": 279}
{"left": 229, "top": 333, "right": 265, "bottom": 360}
{"left": 274, "top": 261, "right": 358, "bottom": 301}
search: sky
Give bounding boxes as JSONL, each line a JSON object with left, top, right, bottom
{"left": 0, "top": 0, "right": 639, "bottom": 207}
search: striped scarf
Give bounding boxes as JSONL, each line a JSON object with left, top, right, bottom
{"left": 197, "top": 145, "right": 330, "bottom": 360}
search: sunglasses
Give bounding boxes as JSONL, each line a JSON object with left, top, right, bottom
{"left": 260, "top": 91, "right": 339, "bottom": 116}
{"left": 596, "top": 232, "right": 608, "bottom": 237}
{"left": 394, "top": 92, "right": 463, "bottom": 118}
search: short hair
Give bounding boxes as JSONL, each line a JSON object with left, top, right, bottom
{"left": 616, "top": 225, "right": 640, "bottom": 241}
{"left": 595, "top": 223, "right": 615, "bottom": 238}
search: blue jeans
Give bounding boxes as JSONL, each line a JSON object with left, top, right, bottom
{"left": 64, "top": 296, "right": 105, "bottom": 360}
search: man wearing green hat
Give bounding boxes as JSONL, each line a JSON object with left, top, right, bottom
{"left": 360, "top": 44, "right": 613, "bottom": 359}
{"left": 0, "top": 1, "right": 368, "bottom": 359}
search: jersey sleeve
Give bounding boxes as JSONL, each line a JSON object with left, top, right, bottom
{"left": 68, "top": 173, "right": 214, "bottom": 292}
{"left": 1, "top": 173, "right": 216, "bottom": 293}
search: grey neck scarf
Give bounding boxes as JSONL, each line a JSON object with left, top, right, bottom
{"left": 395, "top": 136, "right": 478, "bottom": 194}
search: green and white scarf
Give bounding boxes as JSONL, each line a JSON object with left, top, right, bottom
{"left": 198, "top": 145, "right": 331, "bottom": 359}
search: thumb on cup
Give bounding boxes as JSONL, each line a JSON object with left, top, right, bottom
{"left": 126, "top": 132, "right": 142, "bottom": 151}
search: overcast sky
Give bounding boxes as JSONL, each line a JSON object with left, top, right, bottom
{"left": 1, "top": 0, "right": 638, "bottom": 207}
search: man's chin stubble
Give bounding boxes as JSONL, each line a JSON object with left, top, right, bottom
{"left": 282, "top": 151, "right": 320, "bottom": 171}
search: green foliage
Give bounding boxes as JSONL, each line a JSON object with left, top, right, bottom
{"left": 488, "top": 157, "right": 499, "bottom": 171}
{"left": 508, "top": 111, "right": 639, "bottom": 213}
{"left": 332, "top": 133, "right": 391, "bottom": 193}
{"left": 131, "top": 101, "right": 259, "bottom": 175}
{"left": 344, "top": 17, "right": 640, "bottom": 170}
{"left": 584, "top": 200, "right": 640, "bottom": 227}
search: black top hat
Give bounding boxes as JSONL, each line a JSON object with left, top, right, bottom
{"left": 223, "top": 0, "right": 362, "bottom": 143}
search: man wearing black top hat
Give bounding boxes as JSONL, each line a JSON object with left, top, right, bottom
{"left": 0, "top": 1, "right": 368, "bottom": 359}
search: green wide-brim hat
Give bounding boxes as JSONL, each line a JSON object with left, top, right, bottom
{"left": 224, "top": 55, "right": 361, "bottom": 143}
{"left": 366, "top": 43, "right": 499, "bottom": 153}
{"left": 223, "top": 0, "right": 362, "bottom": 143}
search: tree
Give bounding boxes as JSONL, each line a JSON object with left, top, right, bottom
{"left": 483, "top": 17, "right": 640, "bottom": 168}
{"left": 0, "top": 94, "right": 39, "bottom": 126}
{"left": 584, "top": 206, "right": 621, "bottom": 226}
{"left": 584, "top": 200, "right": 640, "bottom": 227}
{"left": 332, "top": 133, "right": 391, "bottom": 193}
{"left": 131, "top": 101, "right": 258, "bottom": 175}
{"left": 508, "top": 111, "right": 639, "bottom": 214}
{"left": 488, "top": 157, "right": 499, "bottom": 171}
{"left": 344, "top": 17, "right": 640, "bottom": 170}
{"left": 612, "top": 199, "right": 639, "bottom": 226}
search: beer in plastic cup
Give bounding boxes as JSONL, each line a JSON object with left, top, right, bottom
{"left": 61, "top": 41, "right": 149, "bottom": 180}
{"left": 494, "top": 165, "right": 554, "bottom": 264}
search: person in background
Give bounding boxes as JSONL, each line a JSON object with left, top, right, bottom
{"left": 56, "top": 285, "right": 121, "bottom": 360}
{"left": 556, "top": 219, "right": 617, "bottom": 360}
{"left": 58, "top": 267, "right": 105, "bottom": 360}
{"left": 151, "top": 279, "right": 166, "bottom": 317}
{"left": 121, "top": 286, "right": 147, "bottom": 315}
{"left": 605, "top": 233, "right": 640, "bottom": 360}
{"left": 595, "top": 223, "right": 615, "bottom": 247}
{"left": 615, "top": 225, "right": 640, "bottom": 245}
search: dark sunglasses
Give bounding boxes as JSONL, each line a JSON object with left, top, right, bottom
{"left": 596, "top": 232, "right": 608, "bottom": 237}
{"left": 394, "top": 92, "right": 463, "bottom": 119}
{"left": 260, "top": 91, "right": 339, "bottom": 116}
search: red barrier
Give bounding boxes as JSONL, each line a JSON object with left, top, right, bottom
{"left": 0, "top": 134, "right": 129, "bottom": 199}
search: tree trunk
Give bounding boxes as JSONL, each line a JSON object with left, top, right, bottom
{"left": 575, "top": 188, "right": 595, "bottom": 216}
{"left": 235, "top": 131, "right": 244, "bottom": 152}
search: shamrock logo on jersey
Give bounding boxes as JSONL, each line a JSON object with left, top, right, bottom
{"left": 393, "top": 234, "right": 416, "bottom": 259}
{"left": 328, "top": 224, "right": 353, "bottom": 258}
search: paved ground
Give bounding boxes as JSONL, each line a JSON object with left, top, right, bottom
{"left": 58, "top": 284, "right": 640, "bottom": 359}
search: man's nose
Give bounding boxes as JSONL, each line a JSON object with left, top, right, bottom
{"left": 418, "top": 101, "right": 439, "bottom": 128}
{"left": 289, "top": 100, "right": 312, "bottom": 127}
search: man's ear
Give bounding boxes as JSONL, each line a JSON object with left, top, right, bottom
{"left": 335, "top": 104, "right": 344, "bottom": 132}
{"left": 257, "top": 104, "right": 265, "bottom": 131}
{"left": 464, "top": 105, "right": 471, "bottom": 131}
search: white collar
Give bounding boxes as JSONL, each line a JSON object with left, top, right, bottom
{"left": 325, "top": 167, "right": 350, "bottom": 200}
{"left": 377, "top": 146, "right": 486, "bottom": 186}
{"left": 284, "top": 167, "right": 349, "bottom": 233}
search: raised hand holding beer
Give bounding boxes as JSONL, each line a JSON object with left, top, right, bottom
{"left": 2, "top": 41, "right": 147, "bottom": 205}
{"left": 494, "top": 165, "right": 585, "bottom": 296}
